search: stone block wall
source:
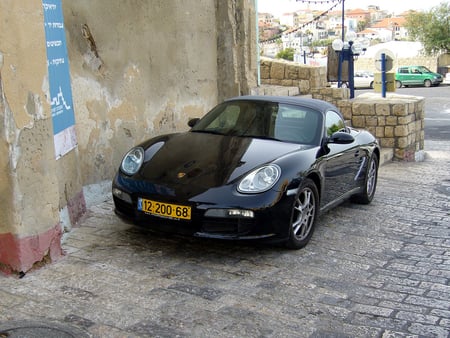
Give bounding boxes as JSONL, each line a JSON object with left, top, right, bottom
{"left": 355, "top": 56, "right": 438, "bottom": 74}
{"left": 259, "top": 57, "right": 425, "bottom": 162}
{"left": 312, "top": 88, "right": 425, "bottom": 161}
{"left": 260, "top": 57, "right": 327, "bottom": 94}
{"left": 352, "top": 94, "right": 425, "bottom": 161}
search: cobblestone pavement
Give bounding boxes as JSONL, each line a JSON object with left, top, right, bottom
{"left": 1, "top": 140, "right": 449, "bottom": 338}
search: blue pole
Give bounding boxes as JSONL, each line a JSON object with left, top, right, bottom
{"left": 348, "top": 44, "right": 355, "bottom": 99}
{"left": 381, "top": 53, "right": 386, "bottom": 98}
{"left": 337, "top": 51, "right": 343, "bottom": 87}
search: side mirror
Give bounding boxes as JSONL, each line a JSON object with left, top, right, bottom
{"left": 188, "top": 118, "right": 200, "bottom": 128}
{"left": 327, "top": 131, "right": 355, "bottom": 144}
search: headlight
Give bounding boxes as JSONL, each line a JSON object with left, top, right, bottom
{"left": 238, "top": 164, "right": 281, "bottom": 193}
{"left": 120, "top": 147, "right": 144, "bottom": 175}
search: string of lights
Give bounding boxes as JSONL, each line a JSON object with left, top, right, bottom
{"left": 259, "top": 0, "right": 343, "bottom": 44}
{"left": 295, "top": 0, "right": 341, "bottom": 5}
{"left": 296, "top": 0, "right": 341, "bottom": 5}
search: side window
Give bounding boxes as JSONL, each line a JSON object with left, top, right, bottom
{"left": 207, "top": 105, "right": 240, "bottom": 130}
{"left": 325, "top": 111, "right": 345, "bottom": 136}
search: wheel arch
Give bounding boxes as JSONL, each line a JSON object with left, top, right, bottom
{"left": 424, "top": 79, "right": 432, "bottom": 87}
{"left": 306, "top": 171, "right": 321, "bottom": 202}
{"left": 372, "top": 146, "right": 380, "bottom": 163}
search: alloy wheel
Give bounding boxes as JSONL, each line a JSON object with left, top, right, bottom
{"left": 366, "top": 157, "right": 377, "bottom": 197}
{"left": 292, "top": 187, "right": 316, "bottom": 241}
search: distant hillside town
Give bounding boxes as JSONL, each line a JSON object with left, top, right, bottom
{"left": 258, "top": 4, "right": 414, "bottom": 59}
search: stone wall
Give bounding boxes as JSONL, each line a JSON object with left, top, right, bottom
{"left": 312, "top": 88, "right": 425, "bottom": 161}
{"left": 355, "top": 56, "right": 438, "bottom": 74}
{"left": 259, "top": 57, "right": 327, "bottom": 94}
{"left": 258, "top": 59, "right": 425, "bottom": 162}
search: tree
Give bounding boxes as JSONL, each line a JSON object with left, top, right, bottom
{"left": 276, "top": 48, "right": 295, "bottom": 61}
{"left": 405, "top": 2, "right": 450, "bottom": 55}
{"left": 357, "top": 20, "right": 367, "bottom": 33}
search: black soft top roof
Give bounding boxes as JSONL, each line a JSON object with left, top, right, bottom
{"left": 225, "top": 95, "right": 339, "bottom": 114}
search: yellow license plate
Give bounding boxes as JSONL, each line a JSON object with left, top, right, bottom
{"left": 138, "top": 198, "right": 191, "bottom": 220}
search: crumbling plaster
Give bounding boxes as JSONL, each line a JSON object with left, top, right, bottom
{"left": 1, "top": 0, "right": 257, "bottom": 273}
{"left": 0, "top": 1, "right": 60, "bottom": 238}
{"left": 62, "top": 0, "right": 222, "bottom": 185}
{"left": 0, "top": 0, "right": 83, "bottom": 273}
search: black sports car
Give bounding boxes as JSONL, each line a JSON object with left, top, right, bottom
{"left": 112, "top": 96, "right": 379, "bottom": 249}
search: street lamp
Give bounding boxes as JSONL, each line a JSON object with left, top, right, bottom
{"left": 332, "top": 31, "right": 369, "bottom": 99}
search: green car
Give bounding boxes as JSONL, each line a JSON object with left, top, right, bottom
{"left": 395, "top": 66, "right": 443, "bottom": 88}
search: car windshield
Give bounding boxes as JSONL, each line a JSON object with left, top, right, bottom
{"left": 417, "top": 66, "right": 432, "bottom": 73}
{"left": 191, "top": 100, "right": 323, "bottom": 145}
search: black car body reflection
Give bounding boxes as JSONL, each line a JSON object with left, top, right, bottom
{"left": 112, "top": 96, "right": 380, "bottom": 249}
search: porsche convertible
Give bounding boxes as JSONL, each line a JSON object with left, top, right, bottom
{"left": 112, "top": 96, "right": 379, "bottom": 249}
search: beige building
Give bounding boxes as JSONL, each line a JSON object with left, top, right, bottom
{"left": 0, "top": 0, "right": 257, "bottom": 274}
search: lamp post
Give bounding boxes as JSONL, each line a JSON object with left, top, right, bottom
{"left": 332, "top": 31, "right": 368, "bottom": 99}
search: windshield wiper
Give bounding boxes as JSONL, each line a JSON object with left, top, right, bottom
{"left": 191, "top": 129, "right": 224, "bottom": 136}
{"left": 243, "top": 135, "right": 283, "bottom": 141}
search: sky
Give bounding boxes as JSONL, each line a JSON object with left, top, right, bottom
{"left": 257, "top": 0, "right": 446, "bottom": 16}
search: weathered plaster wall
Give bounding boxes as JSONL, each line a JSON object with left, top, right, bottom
{"left": 0, "top": 0, "right": 65, "bottom": 273}
{"left": 216, "top": 0, "right": 258, "bottom": 101}
{"left": 0, "top": 0, "right": 257, "bottom": 274}
{"left": 62, "top": 0, "right": 221, "bottom": 185}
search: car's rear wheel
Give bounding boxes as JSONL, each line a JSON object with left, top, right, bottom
{"left": 395, "top": 80, "right": 402, "bottom": 88}
{"left": 286, "top": 178, "right": 318, "bottom": 249}
{"left": 369, "top": 81, "right": 374, "bottom": 89}
{"left": 424, "top": 79, "right": 432, "bottom": 87}
{"left": 352, "top": 155, "right": 378, "bottom": 204}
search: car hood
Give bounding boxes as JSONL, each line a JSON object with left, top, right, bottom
{"left": 136, "top": 131, "right": 309, "bottom": 194}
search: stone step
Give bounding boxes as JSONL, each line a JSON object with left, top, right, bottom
{"left": 380, "top": 147, "right": 394, "bottom": 165}
{"left": 251, "top": 85, "right": 299, "bottom": 96}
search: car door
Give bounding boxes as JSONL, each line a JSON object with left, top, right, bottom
{"left": 321, "top": 111, "right": 361, "bottom": 208}
{"left": 408, "top": 67, "right": 423, "bottom": 85}
{"left": 397, "top": 67, "right": 411, "bottom": 85}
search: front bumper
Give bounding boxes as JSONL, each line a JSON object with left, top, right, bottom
{"left": 112, "top": 175, "right": 294, "bottom": 243}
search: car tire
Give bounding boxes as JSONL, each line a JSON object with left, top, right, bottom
{"left": 285, "top": 178, "right": 319, "bottom": 249}
{"left": 395, "top": 80, "right": 402, "bottom": 88}
{"left": 369, "top": 82, "right": 374, "bottom": 89}
{"left": 352, "top": 154, "right": 378, "bottom": 205}
{"left": 424, "top": 79, "right": 432, "bottom": 87}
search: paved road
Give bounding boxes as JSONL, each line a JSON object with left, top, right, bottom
{"left": 1, "top": 139, "right": 449, "bottom": 337}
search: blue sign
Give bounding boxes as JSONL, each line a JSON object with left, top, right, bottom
{"left": 43, "top": 0, "right": 77, "bottom": 158}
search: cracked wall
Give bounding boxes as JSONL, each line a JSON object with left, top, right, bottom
{"left": 0, "top": 0, "right": 257, "bottom": 274}
{"left": 63, "top": 0, "right": 222, "bottom": 185}
{"left": 0, "top": 0, "right": 66, "bottom": 274}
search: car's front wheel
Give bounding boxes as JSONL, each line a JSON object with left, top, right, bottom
{"left": 424, "top": 79, "right": 432, "bottom": 87}
{"left": 286, "top": 178, "right": 319, "bottom": 249}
